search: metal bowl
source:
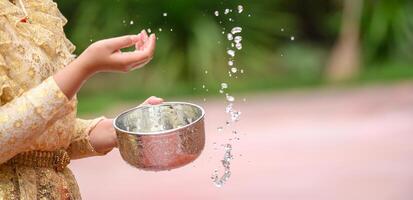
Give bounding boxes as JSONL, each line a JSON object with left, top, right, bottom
{"left": 113, "top": 102, "right": 206, "bottom": 171}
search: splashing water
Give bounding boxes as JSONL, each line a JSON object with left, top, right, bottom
{"left": 231, "top": 27, "right": 242, "bottom": 35}
{"left": 211, "top": 144, "right": 233, "bottom": 187}
{"left": 227, "top": 33, "right": 234, "bottom": 41}
{"left": 227, "top": 50, "right": 235, "bottom": 57}
{"left": 129, "top": 20, "right": 134, "bottom": 25}
{"left": 235, "top": 43, "right": 242, "bottom": 50}
{"left": 234, "top": 36, "right": 242, "bottom": 44}
{"left": 237, "top": 5, "right": 244, "bottom": 13}
{"left": 231, "top": 67, "right": 237, "bottom": 73}
{"left": 226, "top": 95, "right": 235, "bottom": 102}
{"left": 163, "top": 13, "right": 168, "bottom": 17}
{"left": 212, "top": 4, "right": 246, "bottom": 188}
{"left": 221, "top": 83, "right": 228, "bottom": 89}
{"left": 291, "top": 36, "right": 295, "bottom": 41}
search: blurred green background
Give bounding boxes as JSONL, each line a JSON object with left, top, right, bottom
{"left": 58, "top": 0, "right": 413, "bottom": 115}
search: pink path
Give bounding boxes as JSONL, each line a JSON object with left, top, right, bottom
{"left": 71, "top": 82, "right": 413, "bottom": 200}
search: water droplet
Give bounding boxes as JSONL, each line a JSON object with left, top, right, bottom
{"left": 224, "top": 9, "right": 230, "bottom": 15}
{"left": 231, "top": 67, "right": 237, "bottom": 73}
{"left": 170, "top": 28, "right": 173, "bottom": 32}
{"left": 214, "top": 11, "right": 219, "bottom": 16}
{"left": 237, "top": 5, "right": 244, "bottom": 13}
{"left": 231, "top": 111, "right": 241, "bottom": 122}
{"left": 221, "top": 83, "right": 228, "bottom": 89}
{"left": 234, "top": 36, "right": 242, "bottom": 44}
{"left": 248, "top": 14, "right": 252, "bottom": 17}
{"left": 202, "top": 84, "right": 206, "bottom": 89}
{"left": 122, "top": 20, "right": 126, "bottom": 24}
{"left": 159, "top": 28, "right": 162, "bottom": 32}
{"left": 229, "top": 18, "right": 233, "bottom": 22}
{"left": 203, "top": 98, "right": 207, "bottom": 102}
{"left": 231, "top": 27, "right": 242, "bottom": 35}
{"left": 219, "top": 89, "right": 224, "bottom": 94}
{"left": 291, "top": 36, "right": 295, "bottom": 41}
{"left": 240, "top": 69, "right": 244, "bottom": 73}
{"left": 205, "top": 70, "right": 208, "bottom": 74}
{"left": 243, "top": 98, "right": 247, "bottom": 102}
{"left": 281, "top": 28, "right": 284, "bottom": 32}
{"left": 227, "top": 50, "right": 235, "bottom": 57}
{"left": 163, "top": 13, "right": 168, "bottom": 17}
{"left": 235, "top": 43, "right": 242, "bottom": 50}
{"left": 226, "top": 95, "right": 235, "bottom": 102}
{"left": 147, "top": 28, "right": 152, "bottom": 33}
{"left": 228, "top": 61, "right": 234, "bottom": 66}
{"left": 217, "top": 127, "right": 223, "bottom": 132}
{"left": 227, "top": 33, "right": 233, "bottom": 41}
{"left": 129, "top": 20, "right": 134, "bottom": 25}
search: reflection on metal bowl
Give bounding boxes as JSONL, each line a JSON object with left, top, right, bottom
{"left": 113, "top": 102, "right": 206, "bottom": 171}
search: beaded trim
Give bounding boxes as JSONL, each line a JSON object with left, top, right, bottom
{"left": 5, "top": 149, "right": 71, "bottom": 172}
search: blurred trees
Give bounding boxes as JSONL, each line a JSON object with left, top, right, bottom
{"left": 326, "top": 0, "right": 363, "bottom": 82}
{"left": 57, "top": 0, "right": 413, "bottom": 110}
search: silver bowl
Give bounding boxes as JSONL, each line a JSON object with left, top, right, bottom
{"left": 113, "top": 102, "right": 206, "bottom": 171}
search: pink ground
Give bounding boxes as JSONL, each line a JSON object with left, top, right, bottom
{"left": 70, "top": 81, "right": 413, "bottom": 200}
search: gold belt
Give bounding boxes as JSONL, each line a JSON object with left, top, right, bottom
{"left": 5, "top": 149, "right": 71, "bottom": 172}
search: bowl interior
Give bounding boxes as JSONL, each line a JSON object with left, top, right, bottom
{"left": 115, "top": 103, "right": 204, "bottom": 134}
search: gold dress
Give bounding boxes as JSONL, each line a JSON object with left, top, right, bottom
{"left": 0, "top": 0, "right": 106, "bottom": 199}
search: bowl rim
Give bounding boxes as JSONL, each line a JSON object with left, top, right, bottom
{"left": 113, "top": 101, "right": 206, "bottom": 136}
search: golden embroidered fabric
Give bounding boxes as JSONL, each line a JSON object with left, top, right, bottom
{"left": 0, "top": 0, "right": 106, "bottom": 199}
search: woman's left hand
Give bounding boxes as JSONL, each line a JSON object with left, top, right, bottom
{"left": 89, "top": 96, "right": 164, "bottom": 154}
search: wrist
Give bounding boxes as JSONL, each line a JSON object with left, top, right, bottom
{"left": 73, "top": 54, "right": 97, "bottom": 79}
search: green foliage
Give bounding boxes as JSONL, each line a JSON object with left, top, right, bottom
{"left": 56, "top": 0, "right": 413, "bottom": 114}
{"left": 361, "top": 0, "right": 413, "bottom": 64}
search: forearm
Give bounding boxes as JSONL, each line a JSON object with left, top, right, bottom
{"left": 0, "top": 77, "right": 71, "bottom": 164}
{"left": 53, "top": 56, "right": 94, "bottom": 100}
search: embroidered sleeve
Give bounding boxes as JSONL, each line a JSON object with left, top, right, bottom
{"left": 0, "top": 76, "right": 71, "bottom": 164}
{"left": 67, "top": 117, "right": 108, "bottom": 159}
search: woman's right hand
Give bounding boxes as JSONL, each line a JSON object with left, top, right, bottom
{"left": 79, "top": 30, "right": 156, "bottom": 74}
{"left": 53, "top": 30, "right": 156, "bottom": 100}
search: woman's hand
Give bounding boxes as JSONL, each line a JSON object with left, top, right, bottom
{"left": 80, "top": 30, "right": 156, "bottom": 74}
{"left": 89, "top": 96, "right": 164, "bottom": 154}
{"left": 54, "top": 30, "right": 156, "bottom": 100}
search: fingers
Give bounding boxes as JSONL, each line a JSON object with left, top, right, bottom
{"left": 114, "top": 34, "right": 156, "bottom": 66}
{"left": 104, "top": 35, "right": 140, "bottom": 51}
{"left": 140, "top": 96, "right": 164, "bottom": 106}
{"left": 135, "top": 30, "right": 148, "bottom": 50}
